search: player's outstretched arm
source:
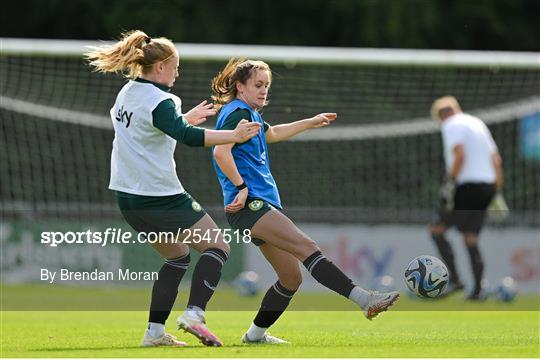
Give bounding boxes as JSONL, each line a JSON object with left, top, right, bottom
{"left": 205, "top": 120, "right": 261, "bottom": 147}
{"left": 153, "top": 100, "right": 259, "bottom": 147}
{"left": 266, "top": 113, "right": 337, "bottom": 143}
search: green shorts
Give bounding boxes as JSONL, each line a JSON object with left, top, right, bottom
{"left": 225, "top": 198, "right": 276, "bottom": 246}
{"left": 116, "top": 191, "right": 206, "bottom": 235}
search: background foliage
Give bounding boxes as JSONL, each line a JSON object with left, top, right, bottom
{"left": 3, "top": 0, "right": 540, "bottom": 50}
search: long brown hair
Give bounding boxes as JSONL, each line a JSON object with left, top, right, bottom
{"left": 211, "top": 58, "right": 272, "bottom": 112}
{"left": 85, "top": 30, "right": 176, "bottom": 79}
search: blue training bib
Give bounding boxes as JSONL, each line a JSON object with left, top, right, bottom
{"left": 212, "top": 99, "right": 282, "bottom": 209}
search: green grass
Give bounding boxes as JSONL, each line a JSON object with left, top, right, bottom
{"left": 2, "top": 284, "right": 539, "bottom": 311}
{"left": 1, "top": 286, "right": 539, "bottom": 357}
{"left": 1, "top": 310, "right": 539, "bottom": 358}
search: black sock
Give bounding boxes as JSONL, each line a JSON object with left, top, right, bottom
{"left": 302, "top": 251, "right": 355, "bottom": 297}
{"left": 431, "top": 233, "right": 461, "bottom": 284}
{"left": 187, "top": 248, "right": 228, "bottom": 311}
{"left": 253, "top": 281, "right": 297, "bottom": 328}
{"left": 466, "top": 244, "right": 484, "bottom": 295}
{"left": 148, "top": 253, "right": 190, "bottom": 324}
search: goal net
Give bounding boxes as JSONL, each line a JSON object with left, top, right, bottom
{"left": 2, "top": 39, "right": 539, "bottom": 225}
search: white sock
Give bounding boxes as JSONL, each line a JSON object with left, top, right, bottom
{"left": 349, "top": 286, "right": 371, "bottom": 309}
{"left": 246, "top": 323, "right": 267, "bottom": 340}
{"left": 186, "top": 306, "right": 204, "bottom": 320}
{"left": 147, "top": 322, "right": 165, "bottom": 338}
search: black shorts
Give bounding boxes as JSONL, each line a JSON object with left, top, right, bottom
{"left": 434, "top": 183, "right": 496, "bottom": 234}
{"left": 225, "top": 198, "right": 276, "bottom": 246}
{"left": 116, "top": 191, "right": 206, "bottom": 236}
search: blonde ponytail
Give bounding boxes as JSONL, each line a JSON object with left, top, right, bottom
{"left": 86, "top": 30, "right": 176, "bottom": 79}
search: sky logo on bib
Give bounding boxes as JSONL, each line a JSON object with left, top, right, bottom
{"left": 248, "top": 200, "right": 263, "bottom": 211}
{"left": 115, "top": 105, "right": 133, "bottom": 128}
{"left": 192, "top": 201, "right": 202, "bottom": 212}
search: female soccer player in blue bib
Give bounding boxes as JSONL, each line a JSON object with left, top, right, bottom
{"left": 86, "top": 32, "right": 261, "bottom": 347}
{"left": 211, "top": 58, "right": 400, "bottom": 344}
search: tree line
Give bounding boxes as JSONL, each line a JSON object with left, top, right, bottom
{"left": 3, "top": 0, "right": 540, "bottom": 51}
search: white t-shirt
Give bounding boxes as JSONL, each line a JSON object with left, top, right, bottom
{"left": 109, "top": 80, "right": 185, "bottom": 196}
{"left": 441, "top": 113, "right": 498, "bottom": 184}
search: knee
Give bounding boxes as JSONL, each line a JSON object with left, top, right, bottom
{"left": 464, "top": 233, "right": 478, "bottom": 247}
{"left": 294, "top": 239, "right": 320, "bottom": 260}
{"left": 157, "top": 242, "right": 189, "bottom": 260}
{"left": 430, "top": 224, "right": 445, "bottom": 238}
{"left": 279, "top": 270, "right": 302, "bottom": 291}
{"left": 429, "top": 225, "right": 446, "bottom": 242}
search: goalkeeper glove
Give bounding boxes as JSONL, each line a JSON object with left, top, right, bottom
{"left": 488, "top": 191, "right": 509, "bottom": 222}
{"left": 439, "top": 177, "right": 456, "bottom": 211}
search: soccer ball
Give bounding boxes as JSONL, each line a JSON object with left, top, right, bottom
{"left": 232, "top": 271, "right": 261, "bottom": 296}
{"left": 494, "top": 276, "right": 518, "bottom": 302}
{"left": 370, "top": 275, "right": 397, "bottom": 293}
{"left": 404, "top": 255, "right": 449, "bottom": 298}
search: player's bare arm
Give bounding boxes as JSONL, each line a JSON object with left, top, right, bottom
{"left": 266, "top": 113, "right": 337, "bottom": 143}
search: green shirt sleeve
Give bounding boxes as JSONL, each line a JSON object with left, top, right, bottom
{"left": 219, "top": 108, "right": 270, "bottom": 132}
{"left": 152, "top": 99, "right": 205, "bottom": 147}
{"left": 219, "top": 108, "right": 252, "bottom": 130}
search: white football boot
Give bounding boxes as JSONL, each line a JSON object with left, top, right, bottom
{"left": 177, "top": 310, "right": 222, "bottom": 347}
{"left": 241, "top": 332, "right": 289, "bottom": 344}
{"left": 363, "top": 291, "right": 400, "bottom": 320}
{"left": 141, "top": 331, "right": 186, "bottom": 347}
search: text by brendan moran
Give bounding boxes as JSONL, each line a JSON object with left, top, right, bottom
{"left": 40, "top": 268, "right": 158, "bottom": 283}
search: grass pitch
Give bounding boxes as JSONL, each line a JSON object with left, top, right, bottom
{"left": 1, "top": 286, "right": 539, "bottom": 358}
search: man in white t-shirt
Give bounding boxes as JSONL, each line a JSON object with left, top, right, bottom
{"left": 429, "top": 96, "right": 503, "bottom": 300}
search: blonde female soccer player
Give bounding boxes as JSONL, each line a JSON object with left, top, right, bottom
{"left": 86, "top": 32, "right": 260, "bottom": 347}
{"left": 211, "top": 58, "right": 399, "bottom": 344}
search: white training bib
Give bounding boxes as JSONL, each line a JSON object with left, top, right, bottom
{"left": 441, "top": 113, "right": 498, "bottom": 184}
{"left": 109, "top": 80, "right": 185, "bottom": 196}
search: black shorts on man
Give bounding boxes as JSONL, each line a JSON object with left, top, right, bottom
{"left": 435, "top": 182, "right": 496, "bottom": 234}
